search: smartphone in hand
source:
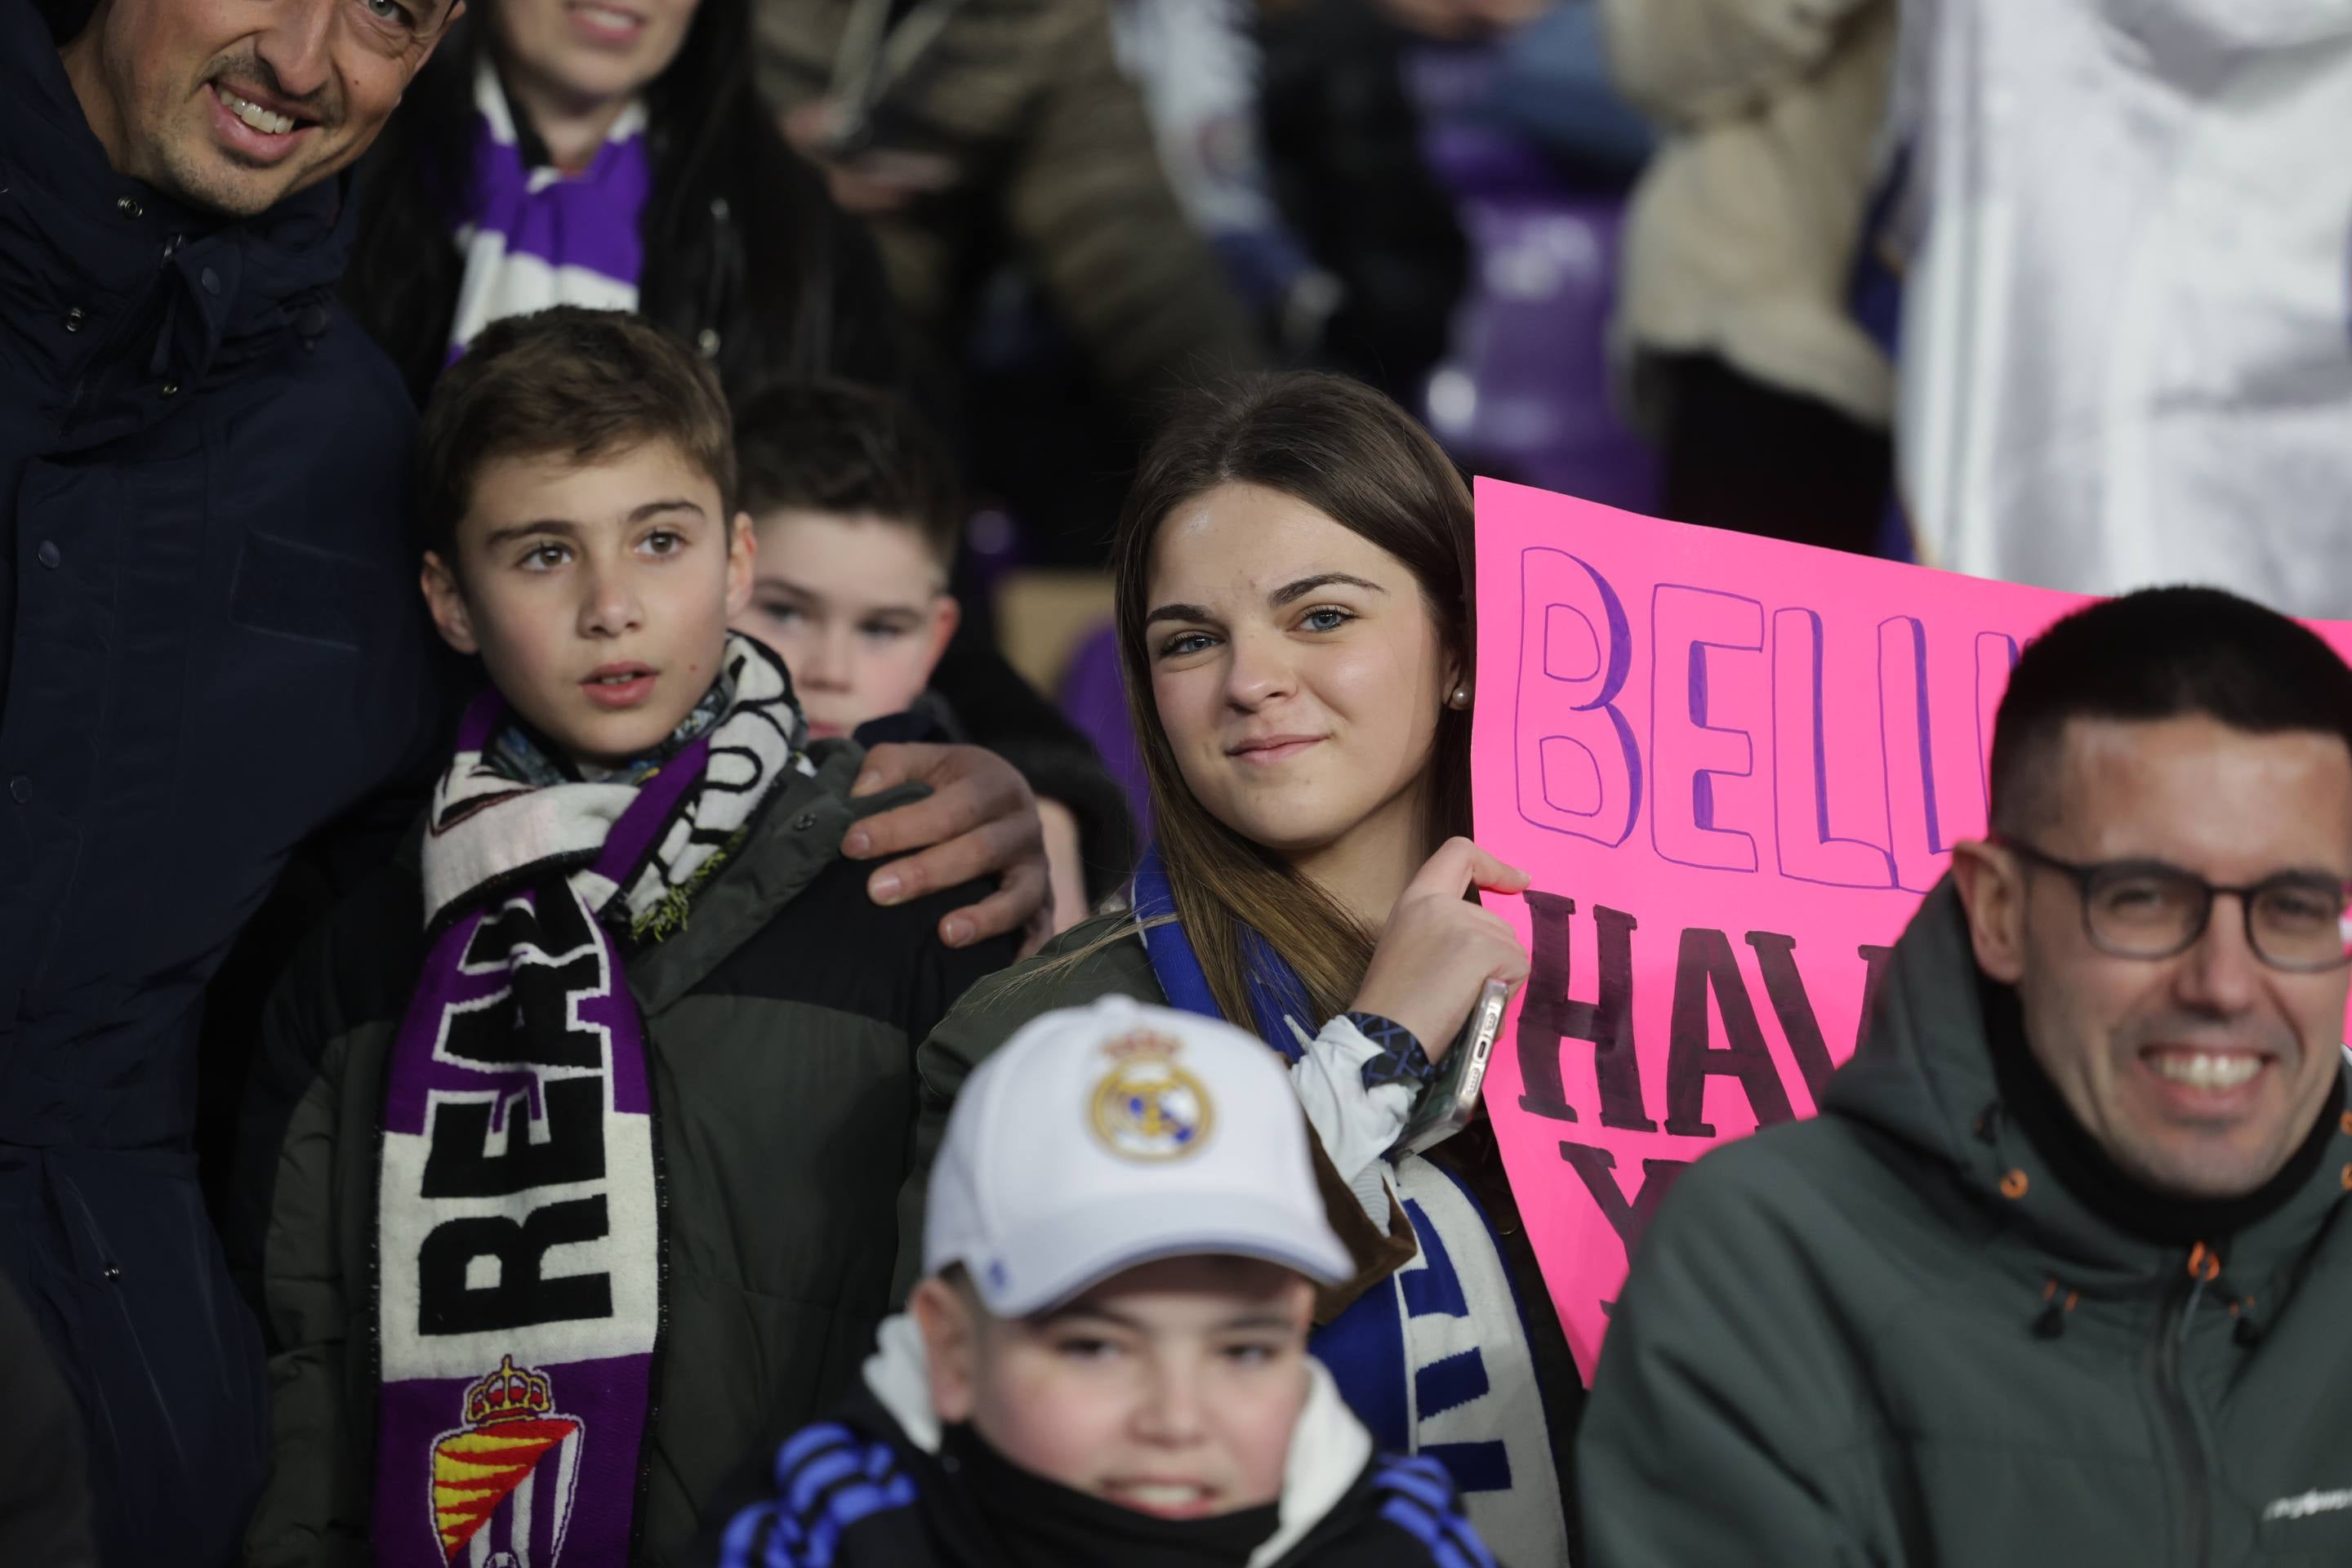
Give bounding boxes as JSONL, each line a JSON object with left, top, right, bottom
{"left": 1392, "top": 978, "right": 1511, "bottom": 1156}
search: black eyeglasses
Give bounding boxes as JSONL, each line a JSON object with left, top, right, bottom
{"left": 2001, "top": 840, "right": 2352, "bottom": 973}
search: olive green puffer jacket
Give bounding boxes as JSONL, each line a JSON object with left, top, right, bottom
{"left": 232, "top": 744, "right": 1012, "bottom": 1566}
{"left": 1579, "top": 879, "right": 2352, "bottom": 1568}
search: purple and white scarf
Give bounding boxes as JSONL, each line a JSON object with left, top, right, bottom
{"left": 447, "top": 56, "right": 652, "bottom": 363}
{"left": 373, "top": 636, "right": 807, "bottom": 1568}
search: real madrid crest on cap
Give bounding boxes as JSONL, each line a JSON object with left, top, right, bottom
{"left": 1088, "top": 1029, "right": 1214, "bottom": 1160}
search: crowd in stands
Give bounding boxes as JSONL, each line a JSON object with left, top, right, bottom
{"left": 6, "top": 0, "right": 2351, "bottom": 1563}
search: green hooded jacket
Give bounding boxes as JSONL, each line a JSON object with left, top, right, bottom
{"left": 1577, "top": 879, "right": 2352, "bottom": 1567}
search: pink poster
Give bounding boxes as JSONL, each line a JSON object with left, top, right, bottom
{"left": 1468, "top": 479, "right": 2352, "bottom": 1383}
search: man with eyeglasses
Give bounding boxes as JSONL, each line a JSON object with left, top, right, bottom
{"left": 1578, "top": 586, "right": 2352, "bottom": 1566}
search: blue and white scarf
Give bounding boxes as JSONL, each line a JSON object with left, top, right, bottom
{"left": 447, "top": 57, "right": 651, "bottom": 363}
{"left": 1131, "top": 847, "right": 1569, "bottom": 1566}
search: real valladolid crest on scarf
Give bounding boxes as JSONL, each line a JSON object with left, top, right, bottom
{"left": 373, "top": 635, "right": 808, "bottom": 1567}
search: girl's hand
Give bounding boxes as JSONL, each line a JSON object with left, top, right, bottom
{"left": 1349, "top": 837, "right": 1531, "bottom": 1062}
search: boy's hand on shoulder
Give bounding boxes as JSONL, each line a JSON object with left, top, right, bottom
{"left": 843, "top": 743, "right": 1052, "bottom": 955}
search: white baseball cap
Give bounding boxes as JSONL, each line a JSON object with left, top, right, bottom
{"left": 924, "top": 994, "right": 1356, "bottom": 1316}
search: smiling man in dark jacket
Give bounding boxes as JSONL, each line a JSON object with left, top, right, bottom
{"left": 1580, "top": 586, "right": 2352, "bottom": 1567}
{"left": 3, "top": 0, "right": 462, "bottom": 1561}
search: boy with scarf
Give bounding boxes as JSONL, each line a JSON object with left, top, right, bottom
{"left": 238, "top": 307, "right": 1015, "bottom": 1567}
{"left": 710, "top": 995, "right": 1498, "bottom": 1568}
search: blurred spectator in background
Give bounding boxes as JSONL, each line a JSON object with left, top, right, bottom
{"left": 1875, "top": 0, "right": 2352, "bottom": 617}
{"left": 1474, "top": 0, "right": 1654, "bottom": 182}
{"left": 342, "top": 0, "right": 902, "bottom": 407}
{"left": 1601, "top": 0, "right": 1895, "bottom": 553}
{"left": 755, "top": 0, "right": 1267, "bottom": 564}
{"left": 760, "top": 0, "right": 1262, "bottom": 406}
{"left": 1110, "top": 0, "right": 1345, "bottom": 367}
{"left": 1258, "top": 0, "right": 1472, "bottom": 407}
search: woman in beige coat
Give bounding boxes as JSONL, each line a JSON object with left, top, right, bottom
{"left": 1604, "top": 0, "right": 1896, "bottom": 552}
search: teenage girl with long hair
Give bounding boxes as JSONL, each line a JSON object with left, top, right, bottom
{"left": 918, "top": 371, "right": 1578, "bottom": 1564}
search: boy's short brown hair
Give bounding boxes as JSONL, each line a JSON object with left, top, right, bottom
{"left": 417, "top": 306, "right": 737, "bottom": 563}
{"left": 733, "top": 380, "right": 963, "bottom": 571}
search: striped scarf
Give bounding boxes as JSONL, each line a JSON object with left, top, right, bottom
{"left": 447, "top": 57, "right": 650, "bottom": 363}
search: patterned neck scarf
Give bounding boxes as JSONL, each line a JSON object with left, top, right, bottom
{"left": 483, "top": 657, "right": 737, "bottom": 791}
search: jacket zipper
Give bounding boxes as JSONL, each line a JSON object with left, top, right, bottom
{"left": 2153, "top": 1259, "right": 2212, "bottom": 1567}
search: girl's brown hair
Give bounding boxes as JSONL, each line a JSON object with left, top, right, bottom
{"left": 1111, "top": 371, "right": 1475, "bottom": 1028}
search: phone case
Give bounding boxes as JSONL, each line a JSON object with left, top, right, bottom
{"left": 1392, "top": 978, "right": 1510, "bottom": 1156}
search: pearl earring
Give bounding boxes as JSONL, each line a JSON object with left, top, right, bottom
{"left": 1449, "top": 685, "right": 1470, "bottom": 709}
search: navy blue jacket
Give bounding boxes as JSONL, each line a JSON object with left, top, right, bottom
{"left": 0, "top": 4, "right": 443, "bottom": 1561}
